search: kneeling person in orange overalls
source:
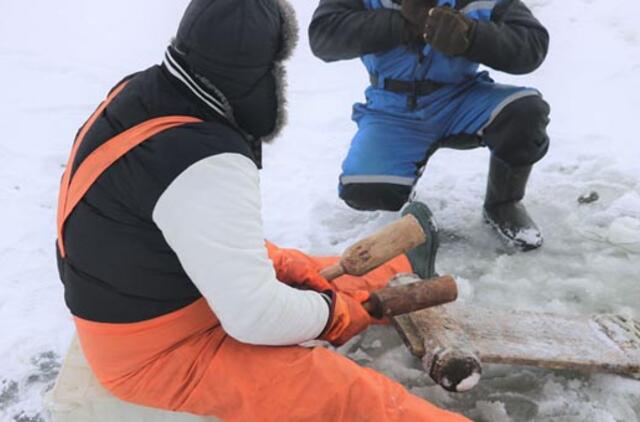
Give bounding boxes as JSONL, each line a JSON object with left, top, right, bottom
{"left": 56, "top": 0, "right": 469, "bottom": 420}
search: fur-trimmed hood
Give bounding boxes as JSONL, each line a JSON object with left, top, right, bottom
{"left": 275, "top": 0, "right": 299, "bottom": 62}
{"left": 171, "top": 0, "right": 298, "bottom": 153}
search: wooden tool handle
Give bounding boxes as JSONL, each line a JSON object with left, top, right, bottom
{"left": 319, "top": 263, "right": 345, "bottom": 281}
{"left": 320, "top": 213, "right": 427, "bottom": 281}
{"left": 418, "top": 306, "right": 483, "bottom": 393}
{"left": 424, "top": 348, "right": 482, "bottom": 393}
{"left": 363, "top": 276, "right": 458, "bottom": 319}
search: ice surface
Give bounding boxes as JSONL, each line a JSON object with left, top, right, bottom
{"left": 1, "top": 0, "right": 639, "bottom": 421}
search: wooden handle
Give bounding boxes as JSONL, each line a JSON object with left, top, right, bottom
{"left": 319, "top": 263, "right": 345, "bottom": 281}
{"left": 417, "top": 306, "right": 483, "bottom": 393}
{"left": 363, "top": 276, "right": 458, "bottom": 319}
{"left": 425, "top": 348, "right": 482, "bottom": 393}
{"left": 338, "top": 214, "right": 427, "bottom": 278}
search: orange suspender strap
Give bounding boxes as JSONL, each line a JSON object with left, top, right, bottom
{"left": 56, "top": 82, "right": 129, "bottom": 255}
{"left": 56, "top": 83, "right": 203, "bottom": 257}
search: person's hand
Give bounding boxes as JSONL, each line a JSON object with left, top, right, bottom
{"left": 401, "top": 0, "right": 437, "bottom": 43}
{"left": 266, "top": 242, "right": 333, "bottom": 292}
{"left": 424, "top": 6, "right": 476, "bottom": 56}
{"left": 319, "top": 290, "right": 374, "bottom": 346}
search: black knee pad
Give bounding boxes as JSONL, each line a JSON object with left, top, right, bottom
{"left": 339, "top": 183, "right": 412, "bottom": 212}
{"left": 483, "top": 95, "right": 551, "bottom": 166}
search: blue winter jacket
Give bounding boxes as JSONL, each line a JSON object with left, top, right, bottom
{"left": 309, "top": 0, "right": 549, "bottom": 80}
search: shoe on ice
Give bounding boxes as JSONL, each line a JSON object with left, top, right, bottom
{"left": 402, "top": 201, "right": 440, "bottom": 279}
{"left": 483, "top": 155, "right": 543, "bottom": 251}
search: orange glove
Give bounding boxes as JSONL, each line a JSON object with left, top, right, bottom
{"left": 320, "top": 290, "right": 374, "bottom": 346}
{"left": 266, "top": 241, "right": 333, "bottom": 293}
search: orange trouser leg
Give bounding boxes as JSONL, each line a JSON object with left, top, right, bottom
{"left": 78, "top": 246, "right": 465, "bottom": 421}
{"left": 178, "top": 335, "right": 469, "bottom": 422}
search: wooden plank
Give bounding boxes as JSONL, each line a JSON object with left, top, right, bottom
{"left": 392, "top": 314, "right": 425, "bottom": 357}
{"left": 397, "top": 303, "right": 640, "bottom": 377}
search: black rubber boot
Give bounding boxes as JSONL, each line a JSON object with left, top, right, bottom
{"left": 402, "top": 201, "right": 440, "bottom": 279}
{"left": 483, "top": 155, "right": 543, "bottom": 251}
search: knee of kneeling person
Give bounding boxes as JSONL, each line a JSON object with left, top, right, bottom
{"left": 488, "top": 95, "right": 551, "bottom": 166}
{"left": 339, "top": 183, "right": 411, "bottom": 212}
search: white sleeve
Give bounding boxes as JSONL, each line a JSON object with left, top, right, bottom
{"left": 152, "top": 153, "right": 329, "bottom": 346}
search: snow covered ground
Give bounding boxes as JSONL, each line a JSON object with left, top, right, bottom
{"left": 1, "top": 0, "right": 638, "bottom": 421}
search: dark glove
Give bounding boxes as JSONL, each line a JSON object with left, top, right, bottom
{"left": 424, "top": 6, "right": 476, "bottom": 56}
{"left": 401, "top": 0, "right": 437, "bottom": 43}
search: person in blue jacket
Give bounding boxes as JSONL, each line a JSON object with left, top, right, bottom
{"left": 309, "top": 0, "right": 551, "bottom": 250}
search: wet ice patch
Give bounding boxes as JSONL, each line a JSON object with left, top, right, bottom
{"left": 607, "top": 216, "right": 640, "bottom": 253}
{"left": 577, "top": 189, "right": 640, "bottom": 255}
{"left": 475, "top": 401, "right": 509, "bottom": 422}
{"left": 604, "top": 191, "right": 640, "bottom": 253}
{"left": 0, "top": 380, "right": 19, "bottom": 411}
{"left": 0, "top": 352, "right": 60, "bottom": 422}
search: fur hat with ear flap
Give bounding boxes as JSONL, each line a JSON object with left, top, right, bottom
{"left": 172, "top": 0, "right": 298, "bottom": 145}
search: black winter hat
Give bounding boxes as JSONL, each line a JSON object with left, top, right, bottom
{"left": 173, "top": 0, "right": 297, "bottom": 141}
{"left": 175, "top": 0, "right": 293, "bottom": 100}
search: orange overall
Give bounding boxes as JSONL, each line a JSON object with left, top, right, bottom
{"left": 60, "top": 85, "right": 470, "bottom": 421}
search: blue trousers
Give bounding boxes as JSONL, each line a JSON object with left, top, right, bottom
{"left": 339, "top": 73, "right": 549, "bottom": 211}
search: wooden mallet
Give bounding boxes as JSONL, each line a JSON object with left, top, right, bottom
{"left": 362, "top": 275, "right": 458, "bottom": 319}
{"left": 318, "top": 211, "right": 479, "bottom": 392}
{"left": 319, "top": 212, "right": 427, "bottom": 281}
{"left": 318, "top": 211, "right": 456, "bottom": 317}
